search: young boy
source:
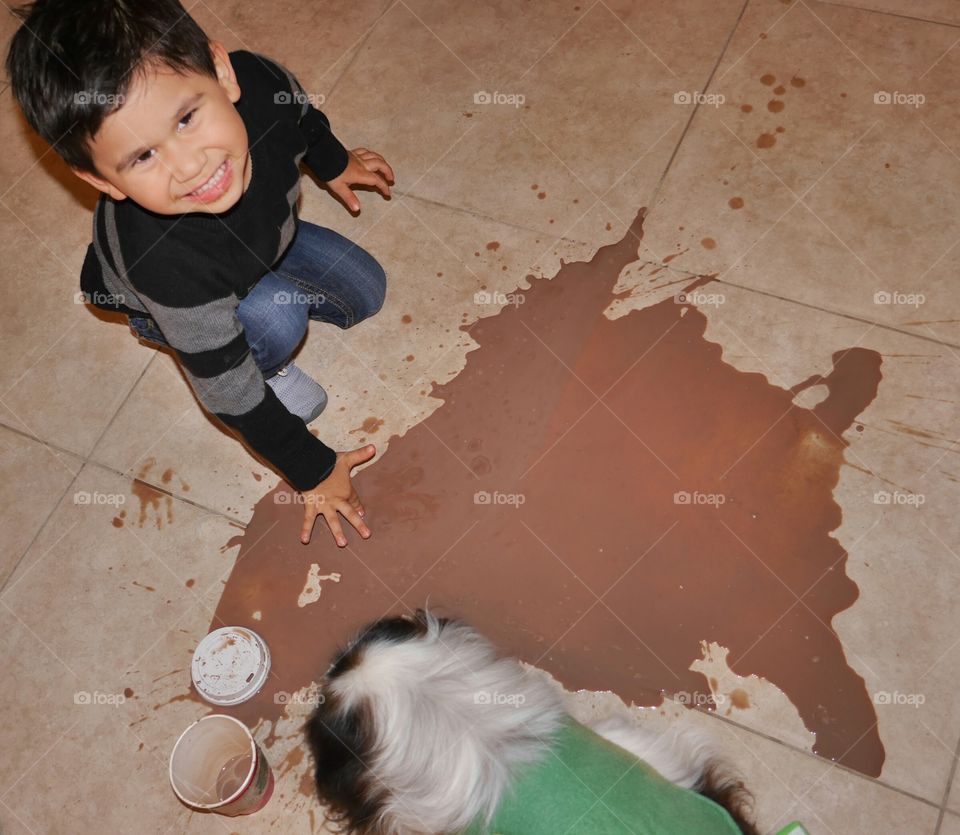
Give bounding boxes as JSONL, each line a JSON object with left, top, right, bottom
{"left": 6, "top": 0, "right": 395, "bottom": 547}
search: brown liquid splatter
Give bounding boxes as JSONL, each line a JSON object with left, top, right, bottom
{"left": 401, "top": 314, "right": 413, "bottom": 324}
{"left": 132, "top": 459, "right": 174, "bottom": 528}
{"left": 757, "top": 133, "right": 776, "bottom": 149}
{"left": 729, "top": 197, "right": 744, "bottom": 210}
{"left": 730, "top": 688, "right": 750, "bottom": 710}
{"left": 185, "top": 579, "right": 195, "bottom": 588}
{"left": 773, "top": 85, "right": 786, "bottom": 96}
{"left": 161, "top": 468, "right": 173, "bottom": 484}
{"left": 701, "top": 237, "right": 717, "bottom": 250}
{"left": 111, "top": 510, "right": 126, "bottom": 528}
{"left": 124, "top": 687, "right": 135, "bottom": 698}
{"left": 350, "top": 417, "right": 385, "bottom": 435}
{"left": 791, "top": 76, "right": 806, "bottom": 88}
{"left": 131, "top": 581, "right": 155, "bottom": 592}
{"left": 740, "top": 104, "right": 753, "bottom": 113}
{"left": 768, "top": 99, "right": 785, "bottom": 113}
{"left": 537, "top": 192, "right": 546, "bottom": 200}
{"left": 206, "top": 209, "right": 885, "bottom": 775}
{"left": 486, "top": 242, "right": 501, "bottom": 251}
{"left": 760, "top": 73, "right": 776, "bottom": 86}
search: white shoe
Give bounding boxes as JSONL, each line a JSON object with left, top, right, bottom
{"left": 265, "top": 362, "right": 327, "bottom": 423}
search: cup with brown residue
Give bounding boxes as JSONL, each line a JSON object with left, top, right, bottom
{"left": 169, "top": 714, "right": 274, "bottom": 816}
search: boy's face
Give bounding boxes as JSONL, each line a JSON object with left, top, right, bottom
{"left": 75, "top": 41, "right": 252, "bottom": 215}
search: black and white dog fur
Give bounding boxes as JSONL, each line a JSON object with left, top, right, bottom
{"left": 305, "top": 609, "right": 759, "bottom": 835}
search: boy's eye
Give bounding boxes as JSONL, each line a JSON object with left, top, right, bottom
{"left": 178, "top": 109, "right": 197, "bottom": 129}
{"left": 134, "top": 149, "right": 155, "bottom": 165}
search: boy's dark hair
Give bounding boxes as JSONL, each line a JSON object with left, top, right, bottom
{"left": 5, "top": 0, "right": 216, "bottom": 175}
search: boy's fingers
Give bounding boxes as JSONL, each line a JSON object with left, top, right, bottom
{"left": 300, "top": 504, "right": 317, "bottom": 544}
{"left": 329, "top": 181, "right": 359, "bottom": 212}
{"left": 346, "top": 444, "right": 377, "bottom": 467}
{"left": 341, "top": 504, "right": 371, "bottom": 539}
{"left": 323, "top": 508, "right": 348, "bottom": 548}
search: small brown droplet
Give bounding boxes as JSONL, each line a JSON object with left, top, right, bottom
{"left": 112, "top": 516, "right": 124, "bottom": 528}
{"left": 773, "top": 85, "right": 785, "bottom": 95}
{"left": 760, "top": 73, "right": 776, "bottom": 86}
{"left": 161, "top": 468, "right": 173, "bottom": 484}
{"left": 790, "top": 76, "right": 805, "bottom": 88}
{"left": 537, "top": 192, "right": 546, "bottom": 200}
{"left": 485, "top": 241, "right": 500, "bottom": 251}
{"left": 474, "top": 251, "right": 480, "bottom": 257}
{"left": 463, "top": 111, "right": 473, "bottom": 118}
{"left": 401, "top": 314, "right": 413, "bottom": 324}
{"left": 768, "top": 99, "right": 784, "bottom": 113}
{"left": 405, "top": 355, "right": 415, "bottom": 362}
{"left": 186, "top": 579, "right": 195, "bottom": 588}
{"left": 775, "top": 126, "right": 785, "bottom": 133}
{"left": 605, "top": 222, "right": 612, "bottom": 231}
{"left": 531, "top": 183, "right": 538, "bottom": 190}
{"left": 757, "top": 133, "right": 776, "bottom": 149}
{"left": 436, "top": 272, "right": 443, "bottom": 277}
{"left": 124, "top": 688, "right": 134, "bottom": 698}
{"left": 883, "top": 163, "right": 890, "bottom": 170}
{"left": 740, "top": 104, "right": 753, "bottom": 113}
{"left": 701, "top": 237, "right": 717, "bottom": 250}
{"left": 728, "top": 196, "right": 744, "bottom": 210}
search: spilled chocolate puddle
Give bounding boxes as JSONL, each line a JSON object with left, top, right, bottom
{"left": 208, "top": 208, "right": 885, "bottom": 775}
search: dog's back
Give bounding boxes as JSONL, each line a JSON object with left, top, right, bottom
{"left": 306, "top": 610, "right": 758, "bottom": 835}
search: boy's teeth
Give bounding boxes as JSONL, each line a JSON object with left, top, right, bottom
{"left": 192, "top": 162, "right": 226, "bottom": 196}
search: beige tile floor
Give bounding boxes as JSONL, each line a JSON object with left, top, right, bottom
{"left": 1, "top": 0, "right": 959, "bottom": 833}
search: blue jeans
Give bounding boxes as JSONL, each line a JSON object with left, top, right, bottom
{"left": 129, "top": 220, "right": 386, "bottom": 376}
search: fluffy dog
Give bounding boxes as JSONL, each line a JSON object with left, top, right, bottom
{"left": 305, "top": 610, "right": 759, "bottom": 835}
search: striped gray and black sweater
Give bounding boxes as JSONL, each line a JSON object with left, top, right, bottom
{"left": 80, "top": 50, "right": 349, "bottom": 492}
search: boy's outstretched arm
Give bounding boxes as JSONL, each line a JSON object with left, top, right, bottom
{"left": 300, "top": 444, "right": 376, "bottom": 546}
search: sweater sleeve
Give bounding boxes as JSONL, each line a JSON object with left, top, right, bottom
{"left": 137, "top": 289, "right": 337, "bottom": 491}
{"left": 238, "top": 50, "right": 350, "bottom": 182}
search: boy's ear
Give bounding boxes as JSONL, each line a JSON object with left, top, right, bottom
{"left": 71, "top": 167, "right": 128, "bottom": 201}
{"left": 209, "top": 41, "right": 241, "bottom": 104}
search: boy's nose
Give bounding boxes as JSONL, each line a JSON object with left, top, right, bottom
{"left": 168, "top": 143, "right": 207, "bottom": 185}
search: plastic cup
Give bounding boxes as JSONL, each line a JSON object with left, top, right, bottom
{"left": 169, "top": 714, "right": 274, "bottom": 816}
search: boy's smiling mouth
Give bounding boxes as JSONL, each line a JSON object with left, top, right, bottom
{"left": 184, "top": 158, "right": 233, "bottom": 203}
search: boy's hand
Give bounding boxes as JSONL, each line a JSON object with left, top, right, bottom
{"left": 300, "top": 445, "right": 377, "bottom": 546}
{"left": 326, "top": 148, "right": 395, "bottom": 213}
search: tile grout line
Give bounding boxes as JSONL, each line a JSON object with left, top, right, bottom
{"left": 816, "top": 0, "right": 960, "bottom": 31}
{"left": 647, "top": 0, "right": 752, "bottom": 209}
{"left": 83, "top": 349, "right": 159, "bottom": 467}
{"left": 933, "top": 731, "right": 960, "bottom": 832}
{"left": 0, "top": 464, "right": 84, "bottom": 597}
{"left": 700, "top": 706, "right": 946, "bottom": 814}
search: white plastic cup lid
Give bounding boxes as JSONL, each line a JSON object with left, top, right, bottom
{"left": 191, "top": 627, "right": 271, "bottom": 706}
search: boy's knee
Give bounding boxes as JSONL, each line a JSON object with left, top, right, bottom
{"left": 356, "top": 262, "right": 387, "bottom": 323}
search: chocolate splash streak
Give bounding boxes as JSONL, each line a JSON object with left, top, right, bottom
{"left": 206, "top": 208, "right": 885, "bottom": 775}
